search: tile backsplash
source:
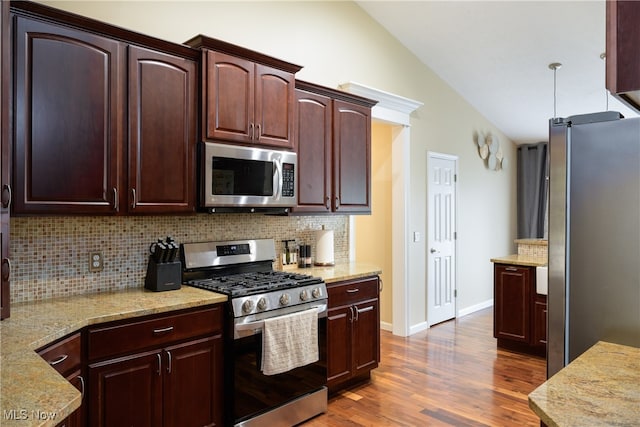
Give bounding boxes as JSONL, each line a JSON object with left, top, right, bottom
{"left": 10, "top": 214, "right": 349, "bottom": 303}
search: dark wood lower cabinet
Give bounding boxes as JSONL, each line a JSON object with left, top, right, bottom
{"left": 327, "top": 276, "right": 380, "bottom": 392}
{"left": 493, "top": 263, "right": 546, "bottom": 356}
{"left": 86, "top": 306, "right": 224, "bottom": 427}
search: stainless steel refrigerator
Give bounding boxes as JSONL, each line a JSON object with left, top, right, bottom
{"left": 548, "top": 111, "right": 640, "bottom": 378}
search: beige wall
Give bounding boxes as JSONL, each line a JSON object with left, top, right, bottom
{"left": 32, "top": 1, "right": 518, "bottom": 328}
{"left": 355, "top": 123, "right": 392, "bottom": 326}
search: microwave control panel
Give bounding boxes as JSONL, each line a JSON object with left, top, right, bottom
{"left": 283, "top": 163, "right": 295, "bottom": 197}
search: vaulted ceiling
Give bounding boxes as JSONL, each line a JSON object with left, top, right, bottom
{"left": 356, "top": 0, "right": 639, "bottom": 144}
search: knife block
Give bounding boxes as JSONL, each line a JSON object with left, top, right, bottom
{"left": 144, "top": 258, "right": 182, "bottom": 292}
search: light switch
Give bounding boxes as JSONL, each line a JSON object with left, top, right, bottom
{"left": 413, "top": 231, "right": 421, "bottom": 242}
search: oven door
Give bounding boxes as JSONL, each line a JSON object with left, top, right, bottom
{"left": 203, "top": 142, "right": 296, "bottom": 208}
{"left": 228, "top": 309, "right": 327, "bottom": 426}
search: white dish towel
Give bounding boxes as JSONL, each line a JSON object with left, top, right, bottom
{"left": 261, "top": 307, "right": 319, "bottom": 376}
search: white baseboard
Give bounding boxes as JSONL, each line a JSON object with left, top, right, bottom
{"left": 409, "top": 321, "right": 429, "bottom": 335}
{"left": 380, "top": 321, "right": 392, "bottom": 332}
{"left": 457, "top": 299, "right": 493, "bottom": 318}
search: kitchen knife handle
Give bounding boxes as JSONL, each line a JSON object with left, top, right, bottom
{"left": 131, "top": 188, "right": 137, "bottom": 209}
{"left": 112, "top": 188, "right": 119, "bottom": 211}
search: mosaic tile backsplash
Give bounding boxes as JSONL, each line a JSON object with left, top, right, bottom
{"left": 10, "top": 214, "right": 349, "bottom": 303}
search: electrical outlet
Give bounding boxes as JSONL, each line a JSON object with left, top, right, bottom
{"left": 89, "top": 251, "right": 104, "bottom": 272}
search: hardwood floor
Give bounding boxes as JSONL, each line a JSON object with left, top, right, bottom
{"left": 306, "top": 308, "right": 546, "bottom": 426}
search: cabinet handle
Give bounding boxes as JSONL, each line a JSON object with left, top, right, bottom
{"left": 166, "top": 350, "right": 172, "bottom": 374}
{"left": 335, "top": 197, "right": 340, "bottom": 210}
{"left": 325, "top": 196, "right": 331, "bottom": 210}
{"left": 156, "top": 353, "right": 162, "bottom": 376}
{"left": 505, "top": 267, "right": 519, "bottom": 272}
{"left": 2, "top": 184, "right": 11, "bottom": 209}
{"left": 346, "top": 288, "right": 360, "bottom": 293}
{"left": 250, "top": 123, "right": 255, "bottom": 140}
{"left": 153, "top": 326, "right": 174, "bottom": 335}
{"left": 77, "top": 375, "right": 85, "bottom": 399}
{"left": 113, "top": 188, "right": 117, "bottom": 210}
{"left": 49, "top": 354, "right": 68, "bottom": 366}
{"left": 379, "top": 277, "right": 383, "bottom": 293}
{"left": 349, "top": 306, "right": 355, "bottom": 323}
{"left": 131, "top": 188, "right": 137, "bottom": 209}
{"left": 256, "top": 124, "right": 261, "bottom": 140}
{"left": 2, "top": 258, "right": 10, "bottom": 281}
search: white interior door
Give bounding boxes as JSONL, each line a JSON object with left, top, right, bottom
{"left": 427, "top": 152, "right": 457, "bottom": 326}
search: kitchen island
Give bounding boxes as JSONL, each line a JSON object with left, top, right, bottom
{"left": 528, "top": 341, "right": 640, "bottom": 426}
{"left": 0, "top": 287, "right": 227, "bottom": 427}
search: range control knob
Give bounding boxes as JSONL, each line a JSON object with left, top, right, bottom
{"left": 242, "top": 300, "right": 255, "bottom": 314}
{"left": 300, "top": 289, "right": 309, "bottom": 301}
{"left": 257, "top": 297, "right": 268, "bottom": 311}
{"left": 312, "top": 287, "right": 322, "bottom": 299}
{"left": 279, "top": 293, "right": 290, "bottom": 306}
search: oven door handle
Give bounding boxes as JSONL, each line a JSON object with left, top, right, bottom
{"left": 235, "top": 304, "right": 327, "bottom": 332}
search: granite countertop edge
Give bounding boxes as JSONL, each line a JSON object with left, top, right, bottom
{"left": 0, "top": 286, "right": 227, "bottom": 427}
{"left": 0, "top": 262, "right": 382, "bottom": 427}
{"left": 528, "top": 341, "right": 640, "bottom": 427}
{"left": 490, "top": 254, "right": 547, "bottom": 267}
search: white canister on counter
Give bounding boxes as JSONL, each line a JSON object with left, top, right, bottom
{"left": 315, "top": 226, "right": 334, "bottom": 266}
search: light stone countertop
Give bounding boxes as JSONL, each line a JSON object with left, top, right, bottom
{"left": 490, "top": 254, "right": 547, "bottom": 267}
{"left": 281, "top": 261, "right": 382, "bottom": 283}
{"left": 514, "top": 238, "right": 548, "bottom": 246}
{"left": 0, "top": 262, "right": 381, "bottom": 427}
{"left": 0, "top": 286, "right": 227, "bottom": 427}
{"left": 528, "top": 341, "right": 640, "bottom": 427}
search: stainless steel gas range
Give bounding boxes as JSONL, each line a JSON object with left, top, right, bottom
{"left": 181, "top": 239, "right": 328, "bottom": 427}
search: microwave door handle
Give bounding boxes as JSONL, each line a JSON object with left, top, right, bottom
{"left": 273, "top": 160, "right": 282, "bottom": 200}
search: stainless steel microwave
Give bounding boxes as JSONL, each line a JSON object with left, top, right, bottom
{"left": 201, "top": 142, "right": 297, "bottom": 212}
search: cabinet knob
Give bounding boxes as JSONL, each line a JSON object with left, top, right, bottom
{"left": 1, "top": 184, "right": 11, "bottom": 209}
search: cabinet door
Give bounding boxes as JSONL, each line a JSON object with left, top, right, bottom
{"left": 326, "top": 305, "right": 353, "bottom": 387}
{"left": 352, "top": 299, "right": 380, "bottom": 376}
{"left": 0, "top": 0, "right": 9, "bottom": 319}
{"left": 163, "top": 336, "right": 223, "bottom": 427}
{"left": 60, "top": 370, "right": 85, "bottom": 427}
{"left": 205, "top": 51, "right": 254, "bottom": 143}
{"left": 254, "top": 64, "right": 295, "bottom": 149}
{"left": 294, "top": 89, "right": 332, "bottom": 212}
{"left": 128, "top": 46, "right": 196, "bottom": 214}
{"left": 88, "top": 350, "right": 163, "bottom": 427}
{"left": 533, "top": 298, "right": 548, "bottom": 347}
{"left": 333, "top": 100, "right": 371, "bottom": 213}
{"left": 13, "top": 16, "right": 122, "bottom": 214}
{"left": 494, "top": 265, "right": 531, "bottom": 343}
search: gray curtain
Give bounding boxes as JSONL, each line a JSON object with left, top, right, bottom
{"left": 517, "top": 142, "right": 548, "bottom": 238}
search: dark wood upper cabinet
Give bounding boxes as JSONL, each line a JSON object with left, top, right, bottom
{"left": 127, "top": 46, "right": 197, "bottom": 214}
{"left": 606, "top": 0, "right": 640, "bottom": 112}
{"left": 13, "top": 16, "right": 123, "bottom": 214}
{"left": 294, "top": 88, "right": 332, "bottom": 213}
{"left": 333, "top": 100, "right": 371, "bottom": 213}
{"left": 293, "top": 81, "right": 376, "bottom": 214}
{"left": 185, "top": 35, "right": 301, "bottom": 149}
{"left": 1, "top": 0, "right": 10, "bottom": 319}
{"left": 11, "top": 2, "right": 199, "bottom": 215}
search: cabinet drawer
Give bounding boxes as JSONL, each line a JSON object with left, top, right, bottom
{"left": 328, "top": 277, "right": 379, "bottom": 307}
{"left": 87, "top": 305, "right": 222, "bottom": 361}
{"left": 37, "top": 332, "right": 81, "bottom": 376}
